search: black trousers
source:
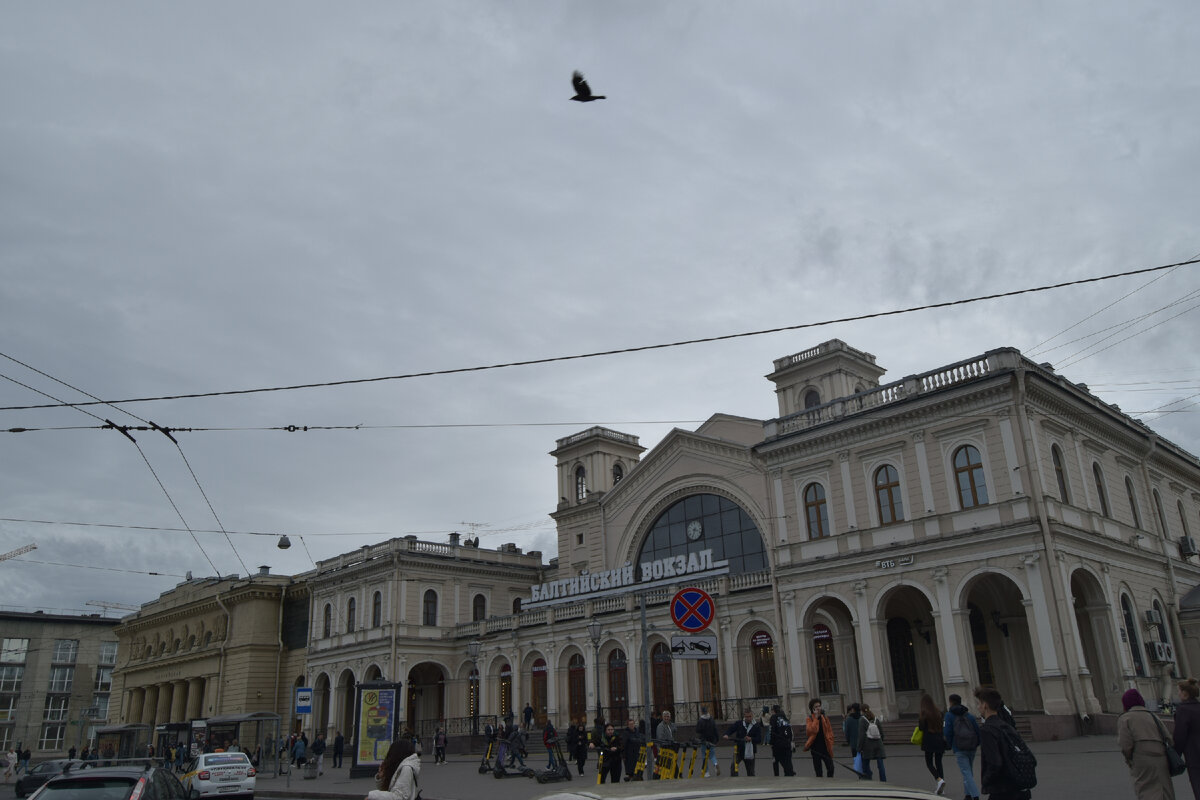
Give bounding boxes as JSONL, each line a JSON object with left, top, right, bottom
{"left": 924, "top": 749, "right": 944, "bottom": 779}
{"left": 772, "top": 747, "right": 794, "bottom": 776}
{"left": 810, "top": 748, "right": 834, "bottom": 777}
{"left": 332, "top": 751, "right": 342, "bottom": 768}
{"left": 735, "top": 754, "right": 756, "bottom": 776}
{"left": 601, "top": 753, "right": 622, "bottom": 783}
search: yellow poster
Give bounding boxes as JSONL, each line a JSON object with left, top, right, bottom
{"left": 357, "top": 688, "right": 396, "bottom": 765}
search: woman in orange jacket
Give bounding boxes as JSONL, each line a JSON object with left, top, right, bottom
{"left": 803, "top": 698, "right": 836, "bottom": 777}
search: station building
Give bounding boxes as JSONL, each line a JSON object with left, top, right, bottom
{"left": 300, "top": 340, "right": 1200, "bottom": 742}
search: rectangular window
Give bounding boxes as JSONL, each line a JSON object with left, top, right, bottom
{"left": 92, "top": 694, "right": 110, "bottom": 720}
{"left": 0, "top": 639, "right": 28, "bottom": 663}
{"left": 0, "top": 695, "right": 16, "bottom": 722}
{"left": 44, "top": 695, "right": 70, "bottom": 722}
{"left": 0, "top": 726, "right": 12, "bottom": 750}
{"left": 53, "top": 640, "right": 79, "bottom": 664}
{"left": 0, "top": 666, "right": 23, "bottom": 693}
{"left": 99, "top": 641, "right": 118, "bottom": 665}
{"left": 48, "top": 666, "right": 73, "bottom": 693}
{"left": 94, "top": 667, "right": 113, "bottom": 692}
{"left": 39, "top": 723, "right": 66, "bottom": 750}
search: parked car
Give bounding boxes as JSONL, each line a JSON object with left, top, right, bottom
{"left": 26, "top": 763, "right": 187, "bottom": 800}
{"left": 180, "top": 752, "right": 255, "bottom": 800}
{"left": 15, "top": 760, "right": 81, "bottom": 798}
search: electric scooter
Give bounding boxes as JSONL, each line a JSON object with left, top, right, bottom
{"left": 492, "top": 738, "right": 535, "bottom": 779}
{"left": 534, "top": 738, "right": 573, "bottom": 783}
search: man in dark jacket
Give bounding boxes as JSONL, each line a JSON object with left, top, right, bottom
{"left": 769, "top": 705, "right": 795, "bottom": 777}
{"left": 310, "top": 733, "right": 327, "bottom": 775}
{"left": 944, "top": 694, "right": 981, "bottom": 800}
{"left": 332, "top": 731, "right": 344, "bottom": 768}
{"left": 842, "top": 703, "right": 862, "bottom": 758}
{"left": 695, "top": 707, "right": 720, "bottom": 776}
{"left": 722, "top": 708, "right": 764, "bottom": 776}
{"left": 621, "top": 718, "right": 645, "bottom": 780}
{"left": 977, "top": 687, "right": 1031, "bottom": 800}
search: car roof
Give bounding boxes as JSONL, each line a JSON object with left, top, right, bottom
{"left": 536, "top": 777, "right": 942, "bottom": 800}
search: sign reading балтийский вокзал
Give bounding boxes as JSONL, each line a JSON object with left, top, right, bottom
{"left": 526, "top": 548, "right": 729, "bottom": 608}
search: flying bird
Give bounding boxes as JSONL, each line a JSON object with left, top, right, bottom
{"left": 571, "top": 70, "right": 606, "bottom": 102}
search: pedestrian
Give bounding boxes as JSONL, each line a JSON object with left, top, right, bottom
{"left": 598, "top": 723, "right": 623, "bottom": 783}
{"left": 367, "top": 739, "right": 420, "bottom": 800}
{"left": 523, "top": 702, "right": 534, "bottom": 730}
{"left": 292, "top": 734, "right": 307, "bottom": 768}
{"left": 506, "top": 725, "right": 528, "bottom": 768}
{"left": 977, "top": 686, "right": 1034, "bottom": 800}
{"left": 1174, "top": 678, "right": 1200, "bottom": 800}
{"left": 567, "top": 718, "right": 587, "bottom": 775}
{"left": 943, "top": 692, "right": 982, "bottom": 800}
{"left": 722, "top": 708, "right": 763, "bottom": 776}
{"left": 3, "top": 748, "right": 15, "bottom": 783}
{"left": 803, "top": 697, "right": 835, "bottom": 777}
{"left": 856, "top": 704, "right": 887, "bottom": 781}
{"left": 22, "top": 748, "right": 33, "bottom": 772}
{"left": 68, "top": 746, "right": 77, "bottom": 761}
{"left": 919, "top": 693, "right": 948, "bottom": 795}
{"left": 769, "top": 704, "right": 795, "bottom": 777}
{"left": 333, "top": 731, "right": 345, "bottom": 769}
{"left": 175, "top": 743, "right": 185, "bottom": 773}
{"left": 621, "top": 718, "right": 645, "bottom": 781}
{"left": 543, "top": 717, "right": 559, "bottom": 769}
{"left": 1119, "top": 687, "right": 1176, "bottom": 800}
{"left": 656, "top": 709, "right": 677, "bottom": 743}
{"left": 695, "top": 706, "right": 720, "bottom": 777}
{"left": 433, "top": 728, "right": 446, "bottom": 765}
{"left": 843, "top": 703, "right": 863, "bottom": 759}
{"left": 311, "top": 732, "right": 327, "bottom": 774}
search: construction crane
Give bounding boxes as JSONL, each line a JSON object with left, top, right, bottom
{"left": 0, "top": 543, "right": 36, "bottom": 562}
{"left": 86, "top": 600, "right": 140, "bottom": 615}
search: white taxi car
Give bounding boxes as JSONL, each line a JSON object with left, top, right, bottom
{"left": 181, "top": 752, "right": 256, "bottom": 799}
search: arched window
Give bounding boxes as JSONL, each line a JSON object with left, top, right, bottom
{"left": 803, "top": 389, "right": 821, "bottom": 409}
{"left": 322, "top": 604, "right": 332, "bottom": 638}
{"left": 423, "top": 590, "right": 438, "bottom": 627}
{"left": 467, "top": 667, "right": 479, "bottom": 721}
{"left": 751, "top": 631, "right": 777, "bottom": 697}
{"left": 1180, "top": 501, "right": 1192, "bottom": 538}
{"left": 531, "top": 658, "right": 548, "bottom": 724}
{"left": 472, "top": 594, "right": 487, "bottom": 622}
{"left": 372, "top": 591, "right": 382, "bottom": 627}
{"left": 612, "top": 463, "right": 624, "bottom": 486}
{"left": 1121, "top": 595, "right": 1146, "bottom": 677}
{"left": 575, "top": 467, "right": 587, "bottom": 503}
{"left": 1125, "top": 477, "right": 1142, "bottom": 528}
{"left": 512, "top": 597, "right": 522, "bottom": 615}
{"left": 953, "top": 445, "right": 989, "bottom": 508}
{"left": 346, "top": 598, "right": 356, "bottom": 633}
{"left": 651, "top": 643, "right": 674, "bottom": 712}
{"left": 498, "top": 663, "right": 512, "bottom": 718}
{"left": 1154, "top": 490, "right": 1170, "bottom": 537}
{"left": 1051, "top": 445, "right": 1071, "bottom": 503}
{"left": 886, "top": 618, "right": 919, "bottom": 691}
{"left": 813, "top": 625, "right": 838, "bottom": 694}
{"left": 875, "top": 465, "right": 904, "bottom": 525}
{"left": 804, "top": 483, "right": 829, "bottom": 539}
{"left": 568, "top": 653, "right": 586, "bottom": 721}
{"left": 636, "top": 493, "right": 767, "bottom": 575}
{"left": 1093, "top": 463, "right": 1110, "bottom": 517}
{"left": 1153, "top": 599, "right": 1176, "bottom": 675}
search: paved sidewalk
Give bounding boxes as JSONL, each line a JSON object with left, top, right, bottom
{"left": 256, "top": 736, "right": 1182, "bottom": 799}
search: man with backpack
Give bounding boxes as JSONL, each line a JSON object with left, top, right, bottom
{"left": 944, "top": 693, "right": 982, "bottom": 800}
{"left": 976, "top": 687, "right": 1036, "bottom": 800}
{"left": 769, "top": 704, "right": 795, "bottom": 777}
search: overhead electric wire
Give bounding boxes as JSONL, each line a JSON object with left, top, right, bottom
{"left": 5, "top": 557, "right": 186, "bottom": 578}
{"left": 0, "top": 516, "right": 556, "bottom": 539}
{"left": 1025, "top": 287, "right": 1200, "bottom": 358}
{"left": 2, "top": 257, "right": 1197, "bottom": 414}
{"left": 1056, "top": 297, "right": 1200, "bottom": 370}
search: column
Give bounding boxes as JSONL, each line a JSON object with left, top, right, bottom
{"left": 781, "top": 592, "right": 805, "bottom": 693}
{"left": 852, "top": 581, "right": 879, "bottom": 688}
{"left": 998, "top": 411, "right": 1024, "bottom": 496}
{"left": 186, "top": 678, "right": 205, "bottom": 719}
{"left": 155, "top": 683, "right": 174, "bottom": 726}
{"left": 141, "top": 685, "right": 159, "bottom": 726}
{"left": 932, "top": 567, "right": 964, "bottom": 683}
{"left": 127, "top": 687, "right": 145, "bottom": 725}
{"left": 170, "top": 680, "right": 188, "bottom": 722}
{"left": 839, "top": 451, "right": 858, "bottom": 530}
{"left": 913, "top": 431, "right": 936, "bottom": 515}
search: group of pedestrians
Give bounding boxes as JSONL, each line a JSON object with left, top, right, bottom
{"left": 2, "top": 746, "right": 30, "bottom": 782}
{"left": 1121, "top": 676, "right": 1200, "bottom": 800}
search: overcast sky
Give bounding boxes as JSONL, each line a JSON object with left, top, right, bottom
{"left": 2, "top": 2, "right": 1199, "bottom": 615}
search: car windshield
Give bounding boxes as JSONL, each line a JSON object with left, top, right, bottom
{"left": 39, "top": 778, "right": 136, "bottom": 800}
{"left": 34, "top": 762, "right": 64, "bottom": 774}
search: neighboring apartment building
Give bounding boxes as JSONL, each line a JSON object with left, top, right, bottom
{"left": 110, "top": 566, "right": 309, "bottom": 752}
{"left": 0, "top": 611, "right": 120, "bottom": 755}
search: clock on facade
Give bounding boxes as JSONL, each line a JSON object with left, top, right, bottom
{"left": 686, "top": 520, "right": 704, "bottom": 541}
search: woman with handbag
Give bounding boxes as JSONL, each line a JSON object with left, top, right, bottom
{"left": 1118, "top": 687, "right": 1176, "bottom": 800}
{"left": 918, "top": 694, "right": 949, "bottom": 795}
{"left": 1174, "top": 678, "right": 1200, "bottom": 800}
{"left": 367, "top": 739, "right": 421, "bottom": 800}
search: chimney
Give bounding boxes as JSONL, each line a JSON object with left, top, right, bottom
{"left": 258, "top": 565, "right": 270, "bottom": 577}
{"left": 449, "top": 532, "right": 461, "bottom": 547}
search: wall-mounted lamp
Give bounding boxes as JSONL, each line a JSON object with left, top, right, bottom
{"left": 912, "top": 619, "right": 932, "bottom": 644}
{"left": 990, "top": 611, "right": 1011, "bottom": 638}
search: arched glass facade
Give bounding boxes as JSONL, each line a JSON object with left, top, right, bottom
{"left": 636, "top": 493, "right": 767, "bottom": 575}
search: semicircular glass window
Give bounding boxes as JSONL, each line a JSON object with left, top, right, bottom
{"left": 636, "top": 493, "right": 767, "bottom": 575}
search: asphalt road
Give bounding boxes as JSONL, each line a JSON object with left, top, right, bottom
{"left": 256, "top": 735, "right": 1181, "bottom": 800}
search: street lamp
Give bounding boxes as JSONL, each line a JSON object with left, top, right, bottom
{"left": 586, "top": 618, "right": 603, "bottom": 724}
{"left": 467, "top": 639, "right": 482, "bottom": 736}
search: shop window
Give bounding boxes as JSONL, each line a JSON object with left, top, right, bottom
{"left": 886, "top": 618, "right": 918, "bottom": 692}
{"left": 875, "top": 465, "right": 905, "bottom": 525}
{"left": 473, "top": 594, "right": 487, "bottom": 622}
{"left": 423, "top": 590, "right": 438, "bottom": 627}
{"left": 1093, "top": 463, "right": 1111, "bottom": 517}
{"left": 1051, "top": 445, "right": 1071, "bottom": 503}
{"left": 804, "top": 483, "right": 829, "bottom": 539}
{"left": 953, "top": 445, "right": 989, "bottom": 508}
{"left": 1125, "top": 477, "right": 1142, "bottom": 528}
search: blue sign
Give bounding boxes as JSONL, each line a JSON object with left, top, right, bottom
{"left": 671, "top": 588, "right": 716, "bottom": 632}
{"left": 295, "top": 687, "right": 313, "bottom": 714}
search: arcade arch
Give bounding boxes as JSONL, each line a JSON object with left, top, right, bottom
{"left": 1070, "top": 568, "right": 1122, "bottom": 712}
{"left": 959, "top": 572, "right": 1042, "bottom": 712}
